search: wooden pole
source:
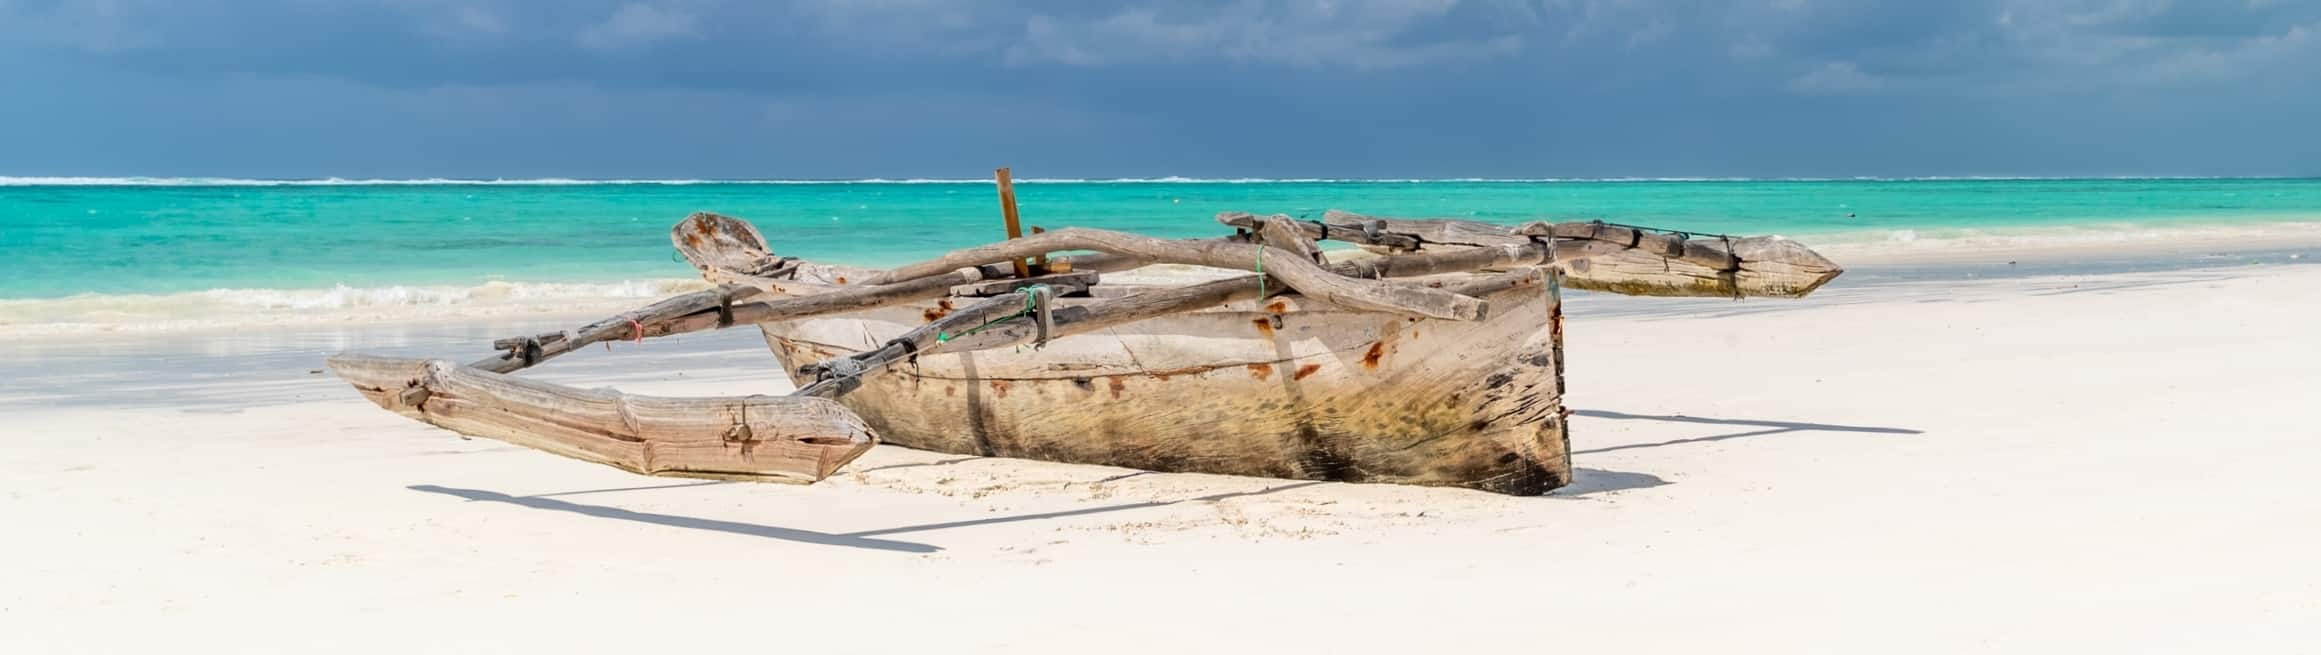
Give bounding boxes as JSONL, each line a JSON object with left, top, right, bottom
{"left": 933, "top": 268, "right": 1547, "bottom": 355}
{"left": 862, "top": 227, "right": 1490, "bottom": 320}
{"left": 996, "top": 167, "right": 1031, "bottom": 278}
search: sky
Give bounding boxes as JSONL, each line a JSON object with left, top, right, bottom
{"left": 2, "top": 0, "right": 2317, "bottom": 179}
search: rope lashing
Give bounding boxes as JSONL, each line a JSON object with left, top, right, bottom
{"left": 935, "top": 284, "right": 1056, "bottom": 346}
{"left": 1254, "top": 243, "right": 1267, "bottom": 299}
{"left": 1027, "top": 284, "right": 1055, "bottom": 349}
{"left": 752, "top": 255, "right": 802, "bottom": 279}
{"left": 820, "top": 358, "right": 866, "bottom": 380}
{"left": 1598, "top": 220, "right": 1732, "bottom": 242}
{"left": 517, "top": 336, "right": 542, "bottom": 366}
{"left": 1719, "top": 233, "right": 1742, "bottom": 300}
{"left": 1587, "top": 220, "right": 1641, "bottom": 248}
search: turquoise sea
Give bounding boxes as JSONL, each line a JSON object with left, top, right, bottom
{"left": 3, "top": 177, "right": 2318, "bottom": 304}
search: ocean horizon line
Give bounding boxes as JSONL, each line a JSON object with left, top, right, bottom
{"left": 7, "top": 175, "right": 2321, "bottom": 187}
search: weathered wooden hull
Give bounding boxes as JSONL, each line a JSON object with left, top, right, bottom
{"left": 758, "top": 274, "right": 1571, "bottom": 495}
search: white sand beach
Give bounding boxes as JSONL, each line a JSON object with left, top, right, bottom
{"left": 5, "top": 259, "right": 2319, "bottom": 652}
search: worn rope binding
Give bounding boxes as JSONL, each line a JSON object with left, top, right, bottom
{"left": 1026, "top": 284, "right": 1055, "bottom": 349}
{"left": 1253, "top": 243, "right": 1267, "bottom": 299}
{"left": 818, "top": 358, "right": 866, "bottom": 381}
{"left": 747, "top": 255, "right": 802, "bottom": 279}
{"left": 1598, "top": 219, "right": 1731, "bottom": 242}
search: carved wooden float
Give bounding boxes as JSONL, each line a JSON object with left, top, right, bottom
{"left": 330, "top": 355, "right": 876, "bottom": 484}
{"left": 327, "top": 208, "right": 1842, "bottom": 495}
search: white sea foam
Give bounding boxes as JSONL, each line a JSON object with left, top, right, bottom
{"left": 0, "top": 176, "right": 727, "bottom": 186}
{"left": 0, "top": 279, "right": 713, "bottom": 337}
{"left": 5, "top": 175, "right": 2295, "bottom": 187}
{"left": 1802, "top": 219, "right": 2321, "bottom": 263}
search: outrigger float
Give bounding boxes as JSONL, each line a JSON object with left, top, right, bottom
{"left": 329, "top": 176, "right": 1841, "bottom": 495}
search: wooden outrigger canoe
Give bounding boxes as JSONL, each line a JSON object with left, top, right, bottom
{"left": 329, "top": 208, "right": 1840, "bottom": 495}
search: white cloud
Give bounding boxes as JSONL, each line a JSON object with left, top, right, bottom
{"left": 2140, "top": 21, "right": 2316, "bottom": 83}
{"left": 454, "top": 6, "right": 505, "bottom": 35}
{"left": 791, "top": 0, "right": 998, "bottom": 55}
{"left": 577, "top": 3, "right": 701, "bottom": 51}
{"left": 1001, "top": 0, "right": 1524, "bottom": 70}
{"left": 0, "top": 0, "right": 164, "bottom": 52}
{"left": 1786, "top": 61, "right": 1879, "bottom": 93}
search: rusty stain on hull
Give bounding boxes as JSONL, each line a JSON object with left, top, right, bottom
{"left": 1293, "top": 363, "right": 1323, "bottom": 380}
{"left": 922, "top": 299, "right": 956, "bottom": 322}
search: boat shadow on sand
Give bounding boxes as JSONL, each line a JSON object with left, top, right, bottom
{"left": 407, "top": 481, "right": 1328, "bottom": 554}
{"left": 402, "top": 411, "right": 1918, "bottom": 553}
{"left": 402, "top": 467, "right": 1667, "bottom": 554}
{"left": 1569, "top": 409, "right": 1923, "bottom": 455}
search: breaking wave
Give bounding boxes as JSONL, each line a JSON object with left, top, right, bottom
{"left": 9, "top": 175, "right": 2302, "bottom": 187}
{"left": 0, "top": 278, "right": 713, "bottom": 336}
{"left": 1800, "top": 219, "right": 2321, "bottom": 262}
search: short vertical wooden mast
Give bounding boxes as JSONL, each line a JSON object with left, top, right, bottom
{"left": 995, "top": 167, "right": 1032, "bottom": 278}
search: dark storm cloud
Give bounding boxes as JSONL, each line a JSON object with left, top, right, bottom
{"left": 1, "top": 0, "right": 2315, "bottom": 177}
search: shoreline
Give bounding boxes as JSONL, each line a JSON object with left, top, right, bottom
{"left": 2, "top": 227, "right": 2315, "bottom": 341}
{"left": 11, "top": 175, "right": 2320, "bottom": 186}
{"left": 1805, "top": 218, "right": 2321, "bottom": 266}
{"left": 5, "top": 261, "right": 2309, "bottom": 409}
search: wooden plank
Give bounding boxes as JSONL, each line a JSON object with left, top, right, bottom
{"left": 1257, "top": 214, "right": 1326, "bottom": 264}
{"left": 950, "top": 271, "right": 1100, "bottom": 297}
{"left": 1321, "top": 209, "right": 1520, "bottom": 248}
{"left": 1215, "top": 211, "right": 1423, "bottom": 251}
{"left": 996, "top": 167, "right": 1031, "bottom": 278}
{"left": 936, "top": 261, "right": 1549, "bottom": 354}
{"left": 1330, "top": 210, "right": 1842, "bottom": 298}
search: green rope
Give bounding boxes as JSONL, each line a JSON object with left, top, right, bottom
{"left": 1255, "top": 244, "right": 1266, "bottom": 298}
{"left": 935, "top": 284, "right": 1051, "bottom": 344}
